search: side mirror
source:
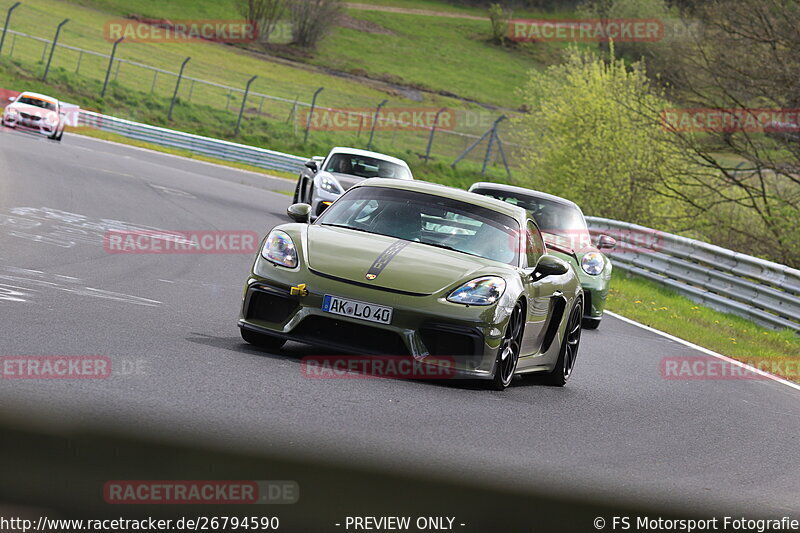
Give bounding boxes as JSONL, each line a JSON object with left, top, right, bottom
{"left": 8, "top": 96, "right": 15, "bottom": 102}
{"left": 531, "top": 255, "right": 569, "bottom": 279}
{"left": 597, "top": 235, "right": 617, "bottom": 250}
{"left": 304, "top": 160, "right": 318, "bottom": 172}
{"left": 287, "top": 203, "right": 312, "bottom": 223}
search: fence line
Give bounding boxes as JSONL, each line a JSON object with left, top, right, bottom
{"left": 1, "top": 24, "right": 520, "bottom": 173}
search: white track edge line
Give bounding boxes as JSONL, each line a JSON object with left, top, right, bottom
{"left": 605, "top": 310, "right": 800, "bottom": 393}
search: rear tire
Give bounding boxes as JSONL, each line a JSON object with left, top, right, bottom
{"left": 543, "top": 298, "right": 583, "bottom": 387}
{"left": 240, "top": 327, "right": 286, "bottom": 351}
{"left": 582, "top": 316, "right": 601, "bottom": 330}
{"left": 488, "top": 300, "right": 525, "bottom": 391}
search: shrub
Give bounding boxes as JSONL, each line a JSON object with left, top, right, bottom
{"left": 289, "top": 0, "right": 343, "bottom": 49}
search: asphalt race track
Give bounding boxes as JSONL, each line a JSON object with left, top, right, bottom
{"left": 0, "top": 128, "right": 798, "bottom": 525}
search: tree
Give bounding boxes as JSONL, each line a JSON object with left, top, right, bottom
{"left": 658, "top": 0, "right": 800, "bottom": 266}
{"left": 235, "top": 0, "right": 286, "bottom": 43}
{"left": 289, "top": 0, "right": 343, "bottom": 49}
{"left": 488, "top": 3, "right": 512, "bottom": 45}
{"left": 578, "top": 0, "right": 694, "bottom": 86}
{"left": 512, "top": 48, "right": 693, "bottom": 225}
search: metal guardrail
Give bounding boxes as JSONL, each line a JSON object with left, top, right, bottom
{"left": 586, "top": 216, "right": 800, "bottom": 333}
{"left": 79, "top": 110, "right": 306, "bottom": 174}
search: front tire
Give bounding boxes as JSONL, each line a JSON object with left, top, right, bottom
{"left": 543, "top": 299, "right": 583, "bottom": 386}
{"left": 240, "top": 327, "right": 286, "bottom": 351}
{"left": 489, "top": 300, "right": 525, "bottom": 391}
{"left": 292, "top": 175, "right": 304, "bottom": 204}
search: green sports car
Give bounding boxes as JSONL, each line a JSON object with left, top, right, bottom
{"left": 469, "top": 183, "right": 616, "bottom": 329}
{"left": 238, "top": 179, "right": 584, "bottom": 390}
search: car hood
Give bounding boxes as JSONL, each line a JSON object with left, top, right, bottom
{"left": 306, "top": 225, "right": 506, "bottom": 295}
{"left": 325, "top": 172, "right": 365, "bottom": 191}
{"left": 7, "top": 103, "right": 55, "bottom": 116}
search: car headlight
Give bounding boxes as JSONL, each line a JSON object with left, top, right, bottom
{"left": 319, "top": 175, "right": 342, "bottom": 194}
{"left": 5, "top": 108, "right": 17, "bottom": 117}
{"left": 261, "top": 230, "right": 298, "bottom": 268}
{"left": 581, "top": 252, "right": 605, "bottom": 276}
{"left": 447, "top": 276, "right": 506, "bottom": 306}
{"left": 45, "top": 112, "right": 59, "bottom": 125}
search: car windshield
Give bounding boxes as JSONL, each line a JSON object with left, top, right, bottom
{"left": 17, "top": 96, "right": 56, "bottom": 111}
{"left": 472, "top": 188, "right": 590, "bottom": 244}
{"left": 317, "top": 186, "right": 520, "bottom": 265}
{"left": 324, "top": 153, "right": 411, "bottom": 180}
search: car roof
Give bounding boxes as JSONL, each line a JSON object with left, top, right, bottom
{"left": 327, "top": 147, "right": 410, "bottom": 169}
{"left": 17, "top": 92, "right": 59, "bottom": 105}
{"left": 469, "top": 182, "right": 581, "bottom": 210}
{"left": 355, "top": 178, "right": 528, "bottom": 221}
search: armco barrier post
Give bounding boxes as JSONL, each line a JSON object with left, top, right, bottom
{"left": 367, "top": 99, "right": 388, "bottom": 150}
{"left": 0, "top": 2, "right": 21, "bottom": 57}
{"left": 235, "top": 75, "right": 258, "bottom": 137}
{"left": 101, "top": 37, "right": 124, "bottom": 98}
{"left": 42, "top": 18, "right": 69, "bottom": 81}
{"left": 303, "top": 87, "right": 324, "bottom": 144}
{"left": 168, "top": 56, "right": 191, "bottom": 121}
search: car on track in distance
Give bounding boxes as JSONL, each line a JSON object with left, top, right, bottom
{"left": 292, "top": 147, "right": 413, "bottom": 219}
{"left": 469, "top": 182, "right": 615, "bottom": 329}
{"left": 239, "top": 179, "right": 584, "bottom": 390}
{"left": 2, "top": 91, "right": 66, "bottom": 141}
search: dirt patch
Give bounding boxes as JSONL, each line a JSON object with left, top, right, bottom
{"left": 338, "top": 14, "right": 396, "bottom": 35}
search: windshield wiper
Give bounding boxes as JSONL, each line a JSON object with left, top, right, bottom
{"left": 418, "top": 240, "right": 462, "bottom": 254}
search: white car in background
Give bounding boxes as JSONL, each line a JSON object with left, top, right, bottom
{"left": 293, "top": 147, "right": 413, "bottom": 218}
{"left": 2, "top": 91, "right": 66, "bottom": 141}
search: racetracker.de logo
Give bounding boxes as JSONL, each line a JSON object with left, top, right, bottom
{"left": 508, "top": 18, "right": 664, "bottom": 42}
{"left": 104, "top": 480, "right": 298, "bottom": 504}
{"left": 103, "top": 230, "right": 259, "bottom": 254}
{"left": 301, "top": 355, "right": 458, "bottom": 380}
{"left": 299, "top": 107, "right": 456, "bottom": 132}
{"left": 661, "top": 108, "right": 800, "bottom": 133}
{"left": 104, "top": 19, "right": 259, "bottom": 43}
{"left": 510, "top": 228, "right": 664, "bottom": 255}
{"left": 660, "top": 356, "right": 800, "bottom": 381}
{"left": 0, "top": 356, "right": 111, "bottom": 379}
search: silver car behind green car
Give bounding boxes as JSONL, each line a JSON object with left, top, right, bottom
{"left": 469, "top": 183, "right": 615, "bottom": 329}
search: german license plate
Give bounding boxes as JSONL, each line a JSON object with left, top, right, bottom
{"left": 322, "top": 294, "right": 393, "bottom": 325}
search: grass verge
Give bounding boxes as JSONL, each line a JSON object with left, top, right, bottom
{"left": 607, "top": 270, "right": 799, "bottom": 383}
